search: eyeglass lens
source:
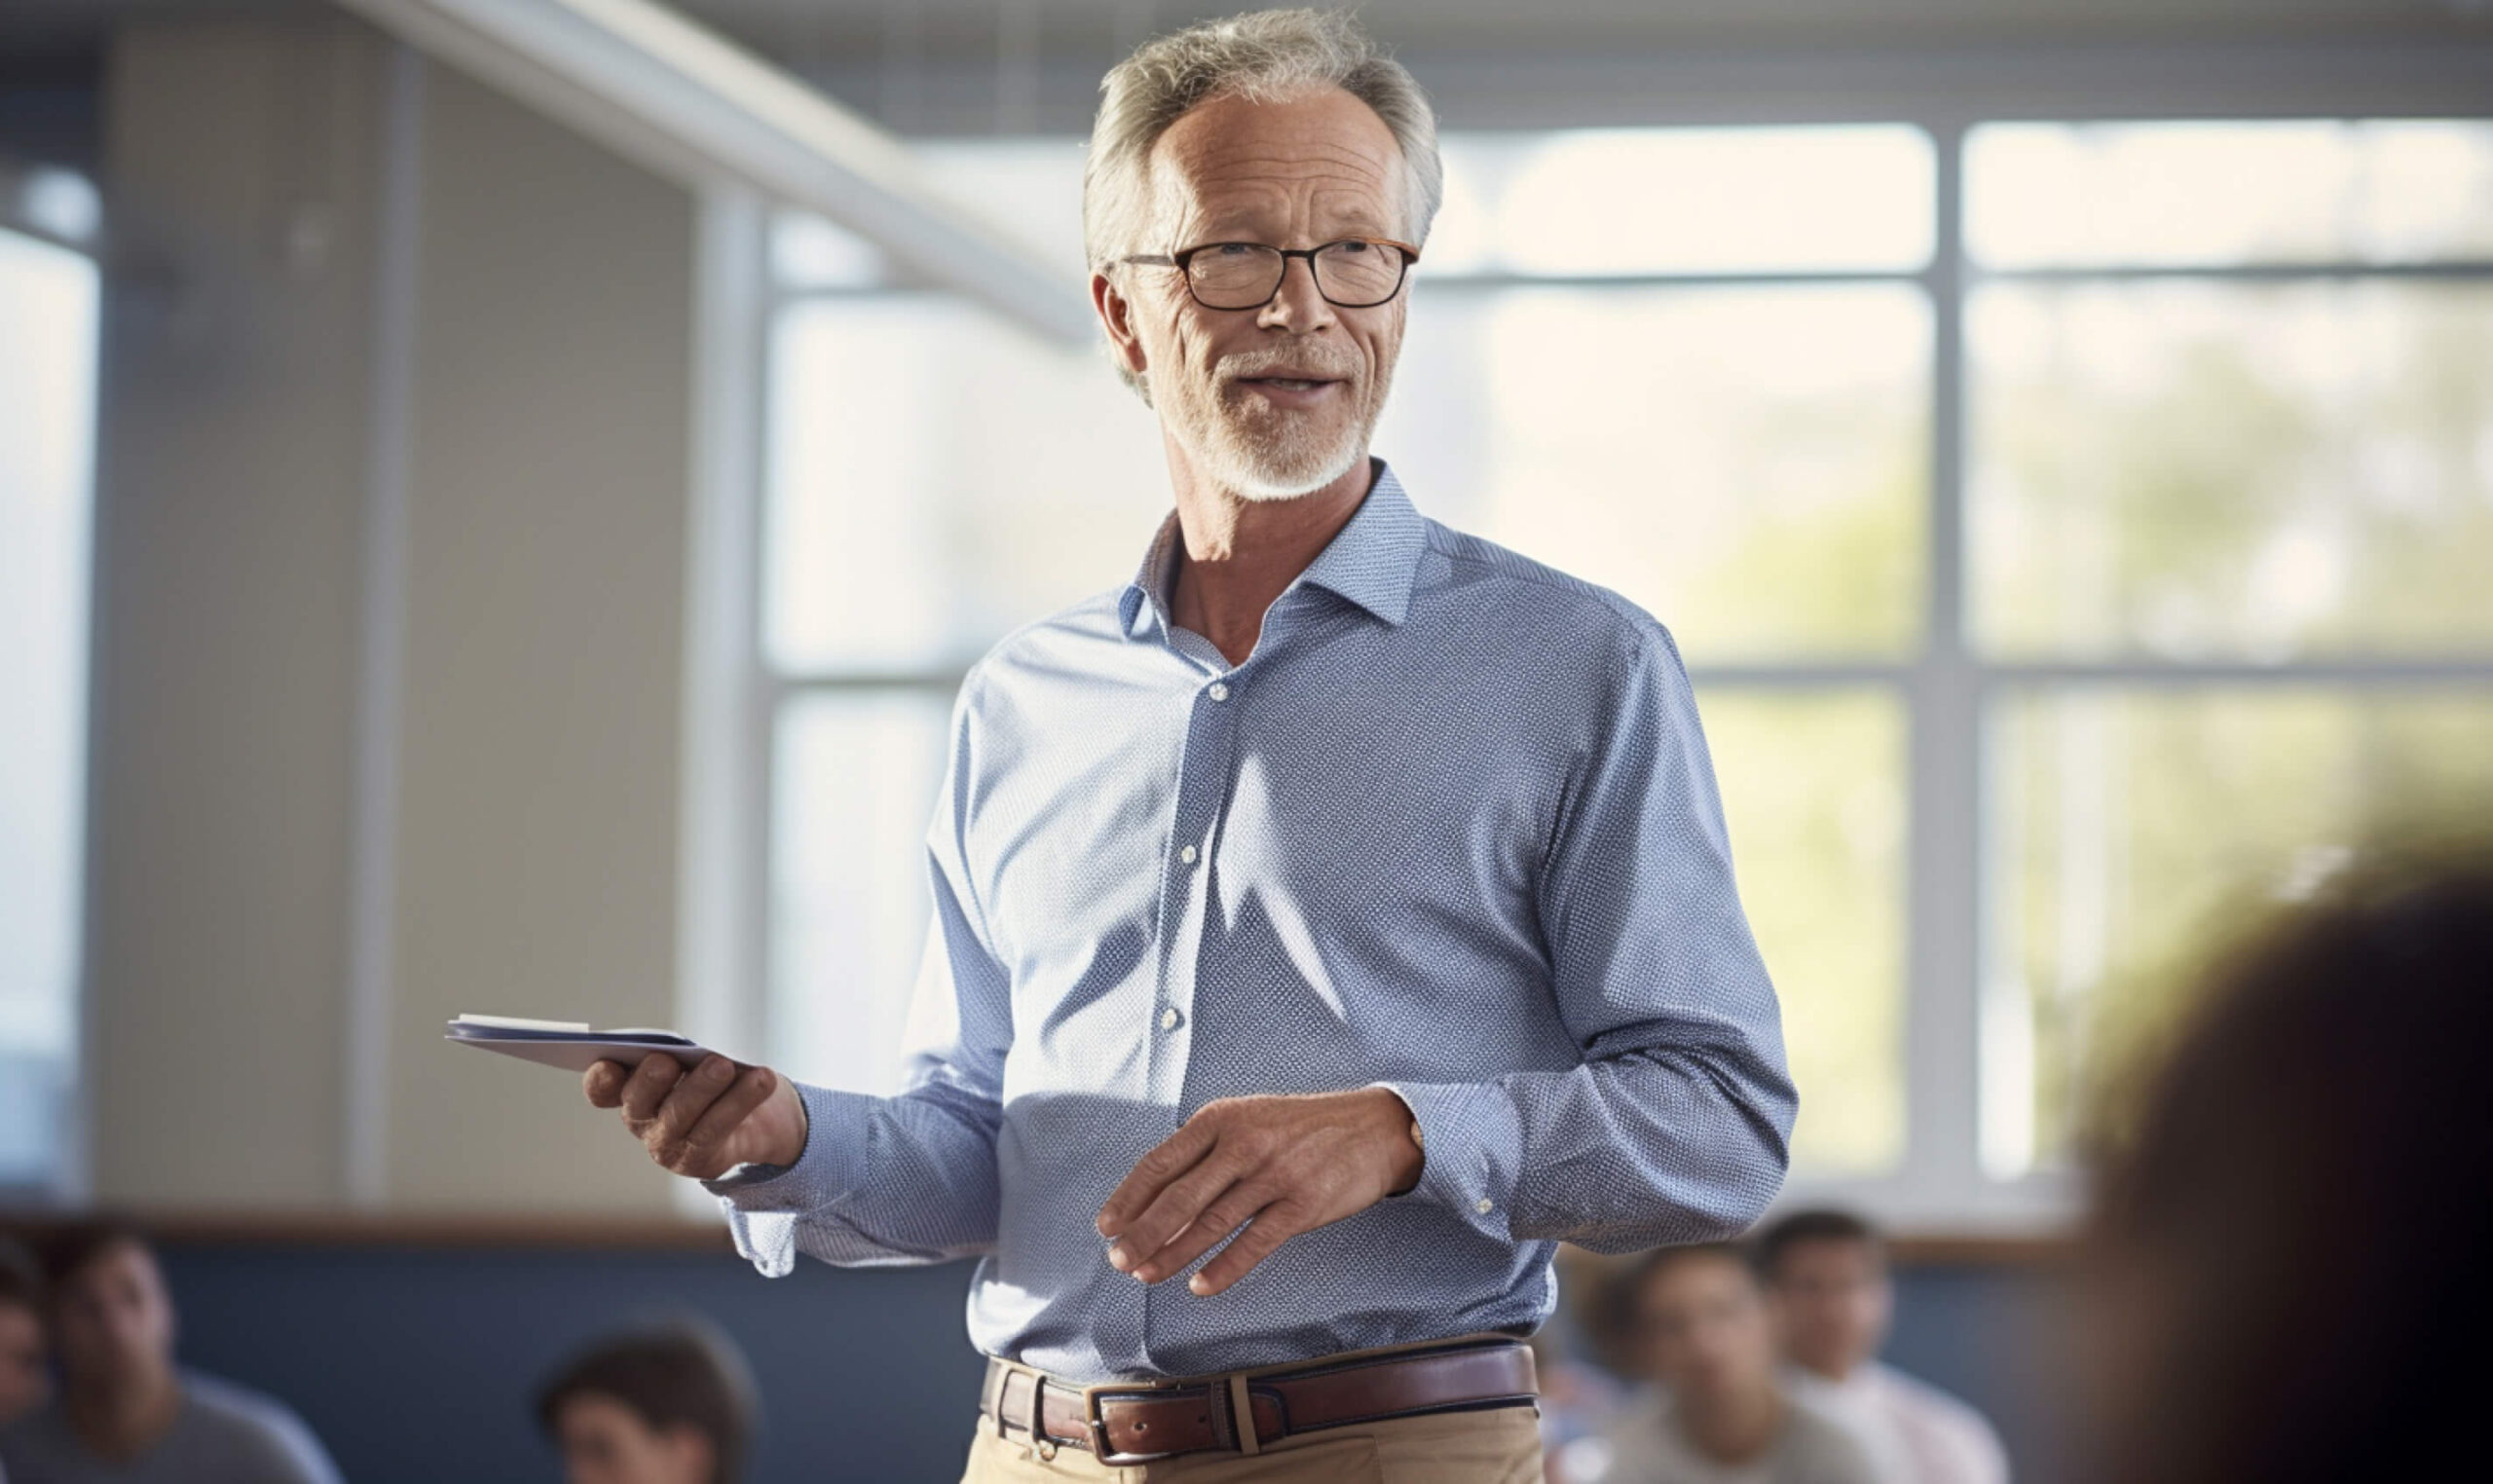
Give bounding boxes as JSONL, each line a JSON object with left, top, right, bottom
{"left": 1186, "top": 241, "right": 1407, "bottom": 309}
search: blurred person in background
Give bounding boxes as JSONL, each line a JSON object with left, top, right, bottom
{"left": 0, "top": 1222, "right": 339, "bottom": 1484}
{"left": 1534, "top": 1321, "right": 1635, "bottom": 1484}
{"left": 0, "top": 1239, "right": 48, "bottom": 1429}
{"left": 534, "top": 1321, "right": 758, "bottom": 1484}
{"left": 2081, "top": 846, "right": 2493, "bottom": 1484}
{"left": 1591, "top": 1244, "right": 1878, "bottom": 1484}
{"left": 1537, "top": 1247, "right": 1640, "bottom": 1484}
{"left": 1753, "top": 1211, "right": 2007, "bottom": 1484}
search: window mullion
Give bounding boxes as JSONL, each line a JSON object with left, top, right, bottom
{"left": 1901, "top": 118, "right": 1991, "bottom": 1214}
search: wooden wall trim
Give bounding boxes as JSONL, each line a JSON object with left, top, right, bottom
{"left": 0, "top": 1211, "right": 735, "bottom": 1252}
{"left": 1888, "top": 1232, "right": 2077, "bottom": 1267}
{"left": 2, "top": 1211, "right": 2073, "bottom": 1265}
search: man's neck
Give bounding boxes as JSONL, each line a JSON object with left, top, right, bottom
{"left": 1681, "top": 1383, "right": 1784, "bottom": 1465}
{"left": 1163, "top": 440, "right": 1376, "bottom": 669}
{"left": 1796, "top": 1354, "right": 1867, "bottom": 1387}
{"left": 66, "top": 1366, "right": 183, "bottom": 1462}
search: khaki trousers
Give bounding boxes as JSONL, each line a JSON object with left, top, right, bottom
{"left": 957, "top": 1401, "right": 1545, "bottom": 1483}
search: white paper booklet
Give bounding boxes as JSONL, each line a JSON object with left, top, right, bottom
{"left": 444, "top": 1013, "right": 727, "bottom": 1074}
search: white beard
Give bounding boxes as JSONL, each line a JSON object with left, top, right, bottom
{"left": 1167, "top": 353, "right": 1389, "bottom": 503}
{"left": 1203, "top": 416, "right": 1369, "bottom": 502}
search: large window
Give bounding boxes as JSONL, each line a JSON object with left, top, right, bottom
{"left": 1963, "top": 121, "right": 2493, "bottom": 1175}
{"left": 0, "top": 176, "right": 103, "bottom": 1196}
{"left": 754, "top": 119, "right": 2493, "bottom": 1219}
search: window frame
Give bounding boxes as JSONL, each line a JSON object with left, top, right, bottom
{"left": 0, "top": 161, "right": 106, "bottom": 1205}
{"left": 729, "top": 57, "right": 2493, "bottom": 1232}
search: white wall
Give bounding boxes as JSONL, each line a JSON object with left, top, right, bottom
{"left": 87, "top": 19, "right": 381, "bottom": 1209}
{"left": 383, "top": 58, "right": 695, "bottom": 1213}
{"left": 88, "top": 15, "right": 701, "bottom": 1215}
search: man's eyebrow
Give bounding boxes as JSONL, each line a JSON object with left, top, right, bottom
{"left": 1185, "top": 219, "right": 1399, "bottom": 243}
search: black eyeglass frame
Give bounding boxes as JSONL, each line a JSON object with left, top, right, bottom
{"left": 1119, "top": 238, "right": 1423, "bottom": 311}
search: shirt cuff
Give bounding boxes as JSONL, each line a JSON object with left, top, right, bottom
{"left": 700, "top": 1080, "right": 869, "bottom": 1209}
{"left": 699, "top": 1082, "right": 872, "bottom": 1276}
{"left": 1371, "top": 1079, "right": 1523, "bottom": 1243}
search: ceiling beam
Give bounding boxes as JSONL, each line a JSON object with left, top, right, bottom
{"left": 329, "top": 0, "right": 1095, "bottom": 345}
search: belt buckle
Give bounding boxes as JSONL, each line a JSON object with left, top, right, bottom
{"left": 1080, "top": 1377, "right": 1183, "bottom": 1465}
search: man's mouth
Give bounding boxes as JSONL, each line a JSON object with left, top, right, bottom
{"left": 1231, "top": 372, "right": 1348, "bottom": 398}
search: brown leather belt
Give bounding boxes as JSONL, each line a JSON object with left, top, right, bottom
{"left": 978, "top": 1337, "right": 1539, "bottom": 1465}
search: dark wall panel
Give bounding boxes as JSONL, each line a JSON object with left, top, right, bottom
{"left": 0, "top": 52, "right": 101, "bottom": 173}
{"left": 157, "top": 1243, "right": 988, "bottom": 1484}
{"left": 135, "top": 1242, "right": 2072, "bottom": 1484}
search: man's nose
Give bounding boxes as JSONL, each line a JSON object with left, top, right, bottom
{"left": 1256, "top": 254, "right": 1336, "bottom": 331}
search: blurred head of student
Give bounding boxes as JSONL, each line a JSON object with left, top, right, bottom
{"left": 40, "top": 1222, "right": 175, "bottom": 1403}
{"left": 536, "top": 1324, "right": 756, "bottom": 1484}
{"left": 2083, "top": 845, "right": 2493, "bottom": 1484}
{"left": 1753, "top": 1210, "right": 1890, "bottom": 1382}
{"left": 0, "top": 1236, "right": 50, "bottom": 1425}
{"left": 1630, "top": 1243, "right": 1779, "bottom": 1407}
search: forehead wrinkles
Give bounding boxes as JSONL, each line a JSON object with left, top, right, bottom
{"left": 1190, "top": 131, "right": 1395, "bottom": 187}
{"left": 1148, "top": 124, "right": 1403, "bottom": 238}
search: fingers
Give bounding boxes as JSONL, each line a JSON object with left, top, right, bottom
{"left": 590, "top": 1048, "right": 790, "bottom": 1182}
{"left": 618, "top": 1054, "right": 688, "bottom": 1123}
{"left": 677, "top": 1064, "right": 780, "bottom": 1166}
{"left": 645, "top": 1055, "right": 740, "bottom": 1155}
{"left": 582, "top": 1060, "right": 629, "bottom": 1108}
{"left": 607, "top": 1055, "right": 742, "bottom": 1174}
{"left": 1110, "top": 1161, "right": 1249, "bottom": 1280}
{"left": 1189, "top": 1204, "right": 1304, "bottom": 1296}
{"left": 1097, "top": 1115, "right": 1219, "bottom": 1239}
{"left": 1128, "top": 1186, "right": 1275, "bottom": 1284}
{"left": 1098, "top": 1091, "right": 1411, "bottom": 1297}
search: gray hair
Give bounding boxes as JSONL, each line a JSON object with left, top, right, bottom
{"left": 1083, "top": 8, "right": 1443, "bottom": 397}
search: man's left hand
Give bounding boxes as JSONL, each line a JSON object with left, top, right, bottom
{"left": 1095, "top": 1087, "right": 1425, "bottom": 1297}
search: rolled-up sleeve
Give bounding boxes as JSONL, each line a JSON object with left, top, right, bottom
{"left": 707, "top": 676, "right": 1015, "bottom": 1276}
{"left": 1382, "top": 618, "right": 1795, "bottom": 1252}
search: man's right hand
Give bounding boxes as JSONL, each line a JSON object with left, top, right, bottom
{"left": 583, "top": 1054, "right": 808, "bottom": 1181}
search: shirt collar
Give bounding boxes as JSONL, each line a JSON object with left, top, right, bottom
{"left": 1118, "top": 460, "right": 1427, "bottom": 641}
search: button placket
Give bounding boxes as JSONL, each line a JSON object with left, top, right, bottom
{"left": 1167, "top": 675, "right": 1240, "bottom": 881}
{"left": 1145, "top": 670, "right": 1243, "bottom": 1100}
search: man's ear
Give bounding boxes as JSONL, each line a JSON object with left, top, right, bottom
{"left": 1091, "top": 270, "right": 1150, "bottom": 381}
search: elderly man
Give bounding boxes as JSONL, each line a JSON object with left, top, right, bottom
{"left": 586, "top": 9, "right": 1794, "bottom": 1480}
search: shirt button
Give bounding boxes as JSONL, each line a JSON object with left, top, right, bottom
{"left": 1178, "top": 844, "right": 1198, "bottom": 865}
{"left": 1474, "top": 1198, "right": 1495, "bottom": 1215}
{"left": 1207, "top": 682, "right": 1230, "bottom": 702}
{"left": 1160, "top": 1006, "right": 1181, "bottom": 1031}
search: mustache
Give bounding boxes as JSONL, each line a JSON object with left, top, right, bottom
{"left": 1215, "top": 347, "right": 1361, "bottom": 383}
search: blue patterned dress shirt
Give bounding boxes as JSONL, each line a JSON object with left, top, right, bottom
{"left": 709, "top": 462, "right": 1795, "bottom": 1383}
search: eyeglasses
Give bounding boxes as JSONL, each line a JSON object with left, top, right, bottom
{"left": 1121, "top": 238, "right": 1421, "bottom": 311}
